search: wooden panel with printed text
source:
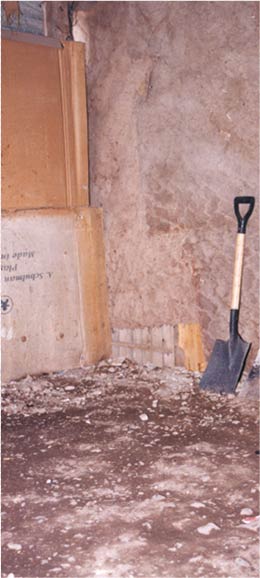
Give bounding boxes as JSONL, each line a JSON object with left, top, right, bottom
{"left": 1, "top": 208, "right": 111, "bottom": 381}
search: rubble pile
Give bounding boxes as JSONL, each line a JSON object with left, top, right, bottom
{"left": 1, "top": 359, "right": 196, "bottom": 416}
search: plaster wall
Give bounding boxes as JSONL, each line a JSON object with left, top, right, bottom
{"left": 74, "top": 1, "right": 259, "bottom": 361}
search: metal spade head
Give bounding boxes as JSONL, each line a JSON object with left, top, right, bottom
{"left": 200, "top": 335, "right": 251, "bottom": 394}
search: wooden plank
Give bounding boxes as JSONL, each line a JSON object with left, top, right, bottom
{"left": 142, "top": 327, "right": 152, "bottom": 349}
{"left": 2, "top": 38, "right": 67, "bottom": 210}
{"left": 119, "top": 345, "right": 132, "bottom": 359}
{"left": 111, "top": 329, "right": 120, "bottom": 358}
{"left": 176, "top": 323, "right": 206, "bottom": 371}
{"left": 162, "top": 324, "right": 175, "bottom": 366}
{"left": 75, "top": 207, "right": 111, "bottom": 364}
{"left": 163, "top": 352, "right": 175, "bottom": 368}
{"left": 133, "top": 328, "right": 142, "bottom": 346}
{"left": 2, "top": 207, "right": 112, "bottom": 380}
{"left": 151, "top": 351, "right": 163, "bottom": 367}
{"left": 59, "top": 41, "right": 89, "bottom": 207}
{"left": 2, "top": 36, "right": 89, "bottom": 211}
{"left": 151, "top": 326, "right": 163, "bottom": 350}
{"left": 119, "top": 328, "right": 132, "bottom": 344}
{"left": 132, "top": 348, "right": 143, "bottom": 364}
{"left": 1, "top": 210, "right": 83, "bottom": 381}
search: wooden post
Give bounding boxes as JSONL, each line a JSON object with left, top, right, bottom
{"left": 175, "top": 323, "right": 206, "bottom": 372}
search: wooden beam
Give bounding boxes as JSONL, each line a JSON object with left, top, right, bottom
{"left": 75, "top": 207, "right": 111, "bottom": 364}
{"left": 59, "top": 41, "right": 89, "bottom": 208}
{"left": 175, "top": 323, "right": 206, "bottom": 372}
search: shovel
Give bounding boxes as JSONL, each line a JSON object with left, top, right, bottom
{"left": 200, "top": 196, "right": 255, "bottom": 394}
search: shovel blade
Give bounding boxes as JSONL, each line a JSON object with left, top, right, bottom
{"left": 200, "top": 336, "right": 251, "bottom": 393}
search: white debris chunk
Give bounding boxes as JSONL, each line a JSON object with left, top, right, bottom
{"left": 139, "top": 413, "right": 149, "bottom": 421}
{"left": 142, "top": 521, "right": 152, "bottom": 530}
{"left": 197, "top": 522, "right": 220, "bottom": 535}
{"left": 191, "top": 501, "right": 206, "bottom": 509}
{"left": 240, "top": 507, "right": 253, "bottom": 516}
{"left": 241, "top": 514, "right": 260, "bottom": 532}
{"left": 7, "top": 543, "right": 22, "bottom": 551}
{"left": 189, "top": 555, "right": 203, "bottom": 563}
{"left": 168, "top": 542, "right": 183, "bottom": 552}
{"left": 152, "top": 493, "right": 166, "bottom": 501}
{"left": 235, "top": 557, "right": 251, "bottom": 568}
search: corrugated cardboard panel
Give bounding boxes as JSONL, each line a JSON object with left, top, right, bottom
{"left": 1, "top": 208, "right": 111, "bottom": 381}
{"left": 2, "top": 34, "right": 89, "bottom": 210}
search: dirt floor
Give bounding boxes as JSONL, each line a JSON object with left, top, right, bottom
{"left": 1, "top": 359, "right": 259, "bottom": 578}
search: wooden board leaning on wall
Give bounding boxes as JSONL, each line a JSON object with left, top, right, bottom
{"left": 2, "top": 31, "right": 89, "bottom": 211}
{"left": 1, "top": 208, "right": 111, "bottom": 382}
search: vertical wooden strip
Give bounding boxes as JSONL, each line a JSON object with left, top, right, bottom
{"left": 142, "top": 327, "right": 151, "bottom": 348}
{"left": 152, "top": 326, "right": 163, "bottom": 349}
{"left": 133, "top": 327, "right": 141, "bottom": 346}
{"left": 75, "top": 207, "right": 111, "bottom": 364}
{"left": 58, "top": 46, "right": 73, "bottom": 206}
{"left": 162, "top": 324, "right": 175, "bottom": 367}
{"left": 132, "top": 348, "right": 143, "bottom": 364}
{"left": 152, "top": 351, "right": 163, "bottom": 367}
{"left": 59, "top": 41, "right": 89, "bottom": 208}
{"left": 164, "top": 352, "right": 175, "bottom": 368}
{"left": 176, "top": 323, "right": 206, "bottom": 371}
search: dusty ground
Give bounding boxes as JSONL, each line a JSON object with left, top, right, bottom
{"left": 1, "top": 359, "right": 259, "bottom": 578}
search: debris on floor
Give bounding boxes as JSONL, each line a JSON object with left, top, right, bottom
{"left": 2, "top": 358, "right": 259, "bottom": 577}
{"left": 1, "top": 359, "right": 196, "bottom": 416}
{"left": 238, "top": 349, "right": 260, "bottom": 400}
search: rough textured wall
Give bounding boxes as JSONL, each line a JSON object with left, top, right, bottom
{"left": 73, "top": 1, "right": 259, "bottom": 363}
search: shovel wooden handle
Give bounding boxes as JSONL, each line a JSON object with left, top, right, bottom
{"left": 231, "top": 196, "right": 255, "bottom": 310}
{"left": 231, "top": 233, "right": 245, "bottom": 310}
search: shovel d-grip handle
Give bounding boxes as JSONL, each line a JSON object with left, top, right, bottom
{"left": 234, "top": 196, "right": 255, "bottom": 233}
{"left": 231, "top": 196, "right": 255, "bottom": 313}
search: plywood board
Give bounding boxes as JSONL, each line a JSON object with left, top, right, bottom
{"left": 2, "top": 33, "right": 89, "bottom": 211}
{"left": 1, "top": 208, "right": 111, "bottom": 381}
{"left": 2, "top": 38, "right": 67, "bottom": 209}
{"left": 176, "top": 323, "right": 206, "bottom": 372}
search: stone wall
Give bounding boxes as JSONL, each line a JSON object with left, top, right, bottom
{"left": 73, "top": 1, "right": 259, "bottom": 363}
